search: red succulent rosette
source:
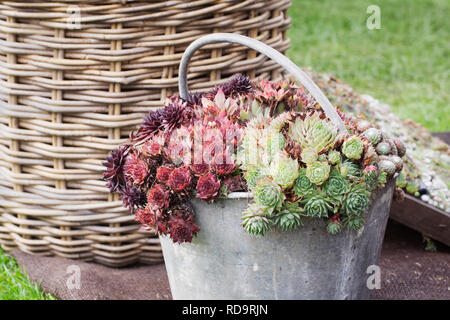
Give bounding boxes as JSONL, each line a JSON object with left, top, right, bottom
{"left": 141, "top": 140, "right": 162, "bottom": 157}
{"left": 190, "top": 163, "right": 210, "bottom": 176}
{"left": 147, "top": 184, "right": 170, "bottom": 209}
{"left": 156, "top": 166, "right": 173, "bottom": 184}
{"left": 168, "top": 167, "right": 192, "bottom": 191}
{"left": 135, "top": 207, "right": 156, "bottom": 226}
{"left": 123, "top": 152, "right": 148, "bottom": 185}
{"left": 223, "top": 175, "right": 244, "bottom": 193}
{"left": 196, "top": 173, "right": 221, "bottom": 200}
{"left": 168, "top": 214, "right": 199, "bottom": 244}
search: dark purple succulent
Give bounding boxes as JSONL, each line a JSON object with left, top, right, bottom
{"left": 103, "top": 145, "right": 130, "bottom": 192}
{"left": 119, "top": 184, "right": 147, "bottom": 210}
{"left": 167, "top": 214, "right": 199, "bottom": 244}
{"left": 208, "top": 74, "right": 253, "bottom": 98}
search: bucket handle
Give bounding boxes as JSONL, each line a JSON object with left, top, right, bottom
{"left": 178, "top": 33, "right": 347, "bottom": 133}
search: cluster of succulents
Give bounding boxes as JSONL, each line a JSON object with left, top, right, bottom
{"left": 238, "top": 100, "right": 405, "bottom": 236}
{"left": 104, "top": 75, "right": 253, "bottom": 243}
{"left": 104, "top": 75, "right": 406, "bottom": 243}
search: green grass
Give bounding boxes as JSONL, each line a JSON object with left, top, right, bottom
{"left": 287, "top": 0, "right": 449, "bottom": 131}
{"left": 0, "top": 248, "right": 55, "bottom": 300}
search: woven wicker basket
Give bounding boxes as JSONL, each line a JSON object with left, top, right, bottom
{"left": 0, "top": 0, "right": 291, "bottom": 267}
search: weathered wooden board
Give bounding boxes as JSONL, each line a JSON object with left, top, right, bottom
{"left": 389, "top": 131, "right": 450, "bottom": 247}
{"left": 390, "top": 194, "right": 450, "bottom": 246}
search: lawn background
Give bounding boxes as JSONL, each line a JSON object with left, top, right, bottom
{"left": 287, "top": 0, "right": 449, "bottom": 132}
{"left": 0, "top": 0, "right": 448, "bottom": 300}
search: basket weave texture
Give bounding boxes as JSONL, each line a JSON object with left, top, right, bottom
{"left": 0, "top": 0, "right": 290, "bottom": 267}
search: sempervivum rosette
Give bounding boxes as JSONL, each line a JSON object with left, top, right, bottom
{"left": 253, "top": 177, "right": 285, "bottom": 214}
{"left": 303, "top": 193, "right": 333, "bottom": 218}
{"left": 306, "top": 162, "right": 331, "bottom": 186}
{"left": 269, "top": 153, "right": 300, "bottom": 189}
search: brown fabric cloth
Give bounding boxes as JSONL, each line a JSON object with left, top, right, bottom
{"left": 12, "top": 220, "right": 449, "bottom": 300}
{"left": 12, "top": 251, "right": 172, "bottom": 300}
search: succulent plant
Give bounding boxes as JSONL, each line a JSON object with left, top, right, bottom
{"left": 362, "top": 128, "right": 382, "bottom": 145}
{"left": 167, "top": 214, "right": 199, "bottom": 244}
{"left": 396, "top": 172, "right": 407, "bottom": 189}
{"left": 241, "top": 203, "right": 272, "bottom": 236}
{"left": 327, "top": 150, "right": 341, "bottom": 165}
{"left": 406, "top": 181, "right": 419, "bottom": 195}
{"left": 289, "top": 112, "right": 338, "bottom": 154}
{"left": 300, "top": 147, "right": 318, "bottom": 164}
{"left": 270, "top": 153, "right": 300, "bottom": 188}
{"left": 253, "top": 177, "right": 285, "bottom": 214}
{"left": 156, "top": 166, "right": 173, "bottom": 184}
{"left": 363, "top": 165, "right": 379, "bottom": 191}
{"left": 377, "top": 170, "right": 388, "bottom": 188}
{"left": 327, "top": 215, "right": 342, "bottom": 234}
{"left": 376, "top": 141, "right": 391, "bottom": 155}
{"left": 123, "top": 152, "right": 148, "bottom": 186}
{"left": 342, "top": 135, "right": 364, "bottom": 160}
{"left": 103, "top": 145, "right": 130, "bottom": 192}
{"left": 303, "top": 193, "right": 333, "bottom": 218}
{"left": 273, "top": 202, "right": 304, "bottom": 231}
{"left": 266, "top": 131, "right": 286, "bottom": 156}
{"left": 306, "top": 161, "right": 331, "bottom": 185}
{"left": 323, "top": 169, "right": 349, "bottom": 202}
{"left": 244, "top": 166, "right": 265, "bottom": 190}
{"left": 378, "top": 160, "right": 396, "bottom": 175}
{"left": 356, "top": 120, "right": 372, "bottom": 132}
{"left": 393, "top": 139, "right": 406, "bottom": 157}
{"left": 390, "top": 155, "right": 404, "bottom": 172}
{"left": 293, "top": 168, "right": 318, "bottom": 198}
{"left": 167, "top": 167, "right": 192, "bottom": 191}
{"left": 341, "top": 159, "right": 361, "bottom": 180}
{"left": 208, "top": 74, "right": 253, "bottom": 98}
{"left": 342, "top": 185, "right": 370, "bottom": 216}
{"left": 135, "top": 206, "right": 156, "bottom": 227}
{"left": 119, "top": 184, "right": 147, "bottom": 210}
{"left": 147, "top": 184, "right": 170, "bottom": 209}
{"left": 342, "top": 213, "right": 365, "bottom": 231}
{"left": 196, "top": 173, "right": 221, "bottom": 200}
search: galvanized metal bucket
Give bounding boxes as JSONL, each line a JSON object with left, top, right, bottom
{"left": 160, "top": 182, "right": 394, "bottom": 300}
{"left": 160, "top": 34, "right": 395, "bottom": 300}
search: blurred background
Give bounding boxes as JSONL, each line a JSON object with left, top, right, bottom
{"left": 287, "top": 0, "right": 449, "bottom": 132}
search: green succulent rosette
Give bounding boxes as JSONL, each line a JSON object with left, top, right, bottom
{"left": 253, "top": 177, "right": 285, "bottom": 213}
{"left": 293, "top": 168, "right": 317, "bottom": 198}
{"left": 341, "top": 159, "right": 361, "bottom": 180}
{"left": 342, "top": 184, "right": 370, "bottom": 216}
{"left": 300, "top": 147, "right": 318, "bottom": 164}
{"left": 342, "top": 135, "right": 364, "bottom": 160}
{"left": 327, "top": 150, "right": 341, "bottom": 165}
{"left": 244, "top": 166, "right": 265, "bottom": 189}
{"left": 289, "top": 112, "right": 338, "bottom": 153}
{"left": 396, "top": 172, "right": 407, "bottom": 189}
{"left": 363, "top": 128, "right": 382, "bottom": 145}
{"left": 303, "top": 193, "right": 333, "bottom": 218}
{"left": 377, "top": 170, "right": 388, "bottom": 188}
{"left": 306, "top": 161, "right": 331, "bottom": 186}
{"left": 242, "top": 203, "right": 272, "bottom": 236}
{"left": 327, "top": 217, "right": 342, "bottom": 234}
{"left": 342, "top": 214, "right": 365, "bottom": 231}
{"left": 273, "top": 202, "right": 304, "bottom": 231}
{"left": 322, "top": 169, "right": 349, "bottom": 202}
{"left": 269, "top": 154, "right": 300, "bottom": 189}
